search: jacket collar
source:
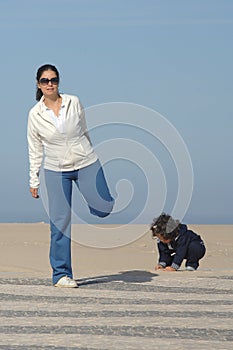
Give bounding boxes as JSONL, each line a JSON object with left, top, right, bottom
{"left": 35, "top": 94, "right": 71, "bottom": 121}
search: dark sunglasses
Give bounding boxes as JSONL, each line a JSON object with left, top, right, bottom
{"left": 39, "top": 77, "right": 59, "bottom": 86}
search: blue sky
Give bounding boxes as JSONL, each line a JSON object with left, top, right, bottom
{"left": 0, "top": 0, "right": 232, "bottom": 224}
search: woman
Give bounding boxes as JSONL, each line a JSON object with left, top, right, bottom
{"left": 27, "top": 64, "right": 114, "bottom": 287}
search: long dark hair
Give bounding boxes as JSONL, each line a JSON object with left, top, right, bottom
{"left": 36, "top": 64, "right": 60, "bottom": 101}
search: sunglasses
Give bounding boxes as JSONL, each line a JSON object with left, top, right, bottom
{"left": 39, "top": 77, "right": 59, "bottom": 86}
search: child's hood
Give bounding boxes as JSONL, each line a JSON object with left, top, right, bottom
{"left": 178, "top": 224, "right": 188, "bottom": 235}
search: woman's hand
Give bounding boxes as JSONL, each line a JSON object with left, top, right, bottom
{"left": 30, "top": 188, "right": 39, "bottom": 198}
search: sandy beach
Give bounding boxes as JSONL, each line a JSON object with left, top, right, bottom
{"left": 0, "top": 223, "right": 233, "bottom": 349}
{"left": 0, "top": 223, "right": 232, "bottom": 278}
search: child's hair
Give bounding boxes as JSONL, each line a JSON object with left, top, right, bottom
{"left": 150, "top": 213, "right": 181, "bottom": 240}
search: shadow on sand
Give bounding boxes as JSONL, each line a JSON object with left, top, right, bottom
{"left": 77, "top": 270, "right": 158, "bottom": 286}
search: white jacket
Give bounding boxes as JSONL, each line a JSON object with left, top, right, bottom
{"left": 27, "top": 94, "right": 98, "bottom": 188}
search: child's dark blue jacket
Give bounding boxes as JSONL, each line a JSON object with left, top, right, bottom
{"left": 157, "top": 224, "right": 205, "bottom": 270}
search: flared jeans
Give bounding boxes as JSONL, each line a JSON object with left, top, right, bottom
{"left": 44, "top": 160, "right": 114, "bottom": 284}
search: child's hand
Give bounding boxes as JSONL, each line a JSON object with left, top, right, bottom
{"left": 155, "top": 264, "right": 165, "bottom": 270}
{"left": 163, "top": 266, "right": 176, "bottom": 272}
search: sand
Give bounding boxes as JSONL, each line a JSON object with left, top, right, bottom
{"left": 0, "top": 223, "right": 232, "bottom": 279}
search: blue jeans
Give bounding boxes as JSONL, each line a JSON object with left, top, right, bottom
{"left": 44, "top": 160, "right": 114, "bottom": 284}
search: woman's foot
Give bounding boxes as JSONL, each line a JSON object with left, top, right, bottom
{"left": 54, "top": 276, "right": 78, "bottom": 288}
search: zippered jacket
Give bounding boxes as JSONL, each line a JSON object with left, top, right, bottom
{"left": 27, "top": 94, "right": 98, "bottom": 188}
{"left": 157, "top": 224, "right": 205, "bottom": 270}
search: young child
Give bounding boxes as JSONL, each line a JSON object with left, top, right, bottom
{"left": 150, "top": 213, "right": 206, "bottom": 271}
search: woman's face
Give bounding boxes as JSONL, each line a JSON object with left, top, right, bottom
{"left": 37, "top": 69, "right": 59, "bottom": 98}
